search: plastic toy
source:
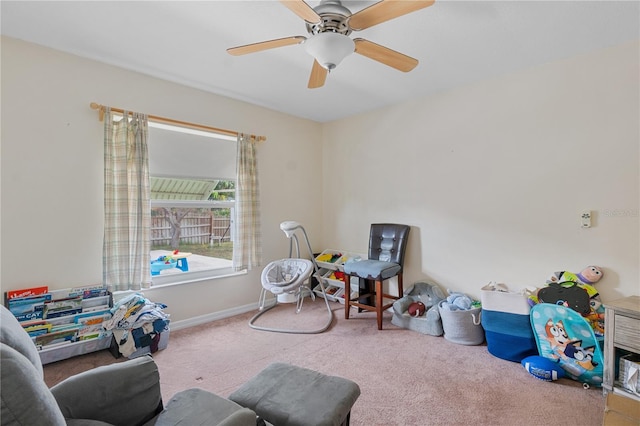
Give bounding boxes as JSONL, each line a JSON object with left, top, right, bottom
{"left": 522, "top": 355, "right": 565, "bottom": 381}
{"left": 150, "top": 257, "right": 177, "bottom": 276}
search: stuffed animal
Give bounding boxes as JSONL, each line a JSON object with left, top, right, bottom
{"left": 439, "top": 291, "right": 473, "bottom": 311}
{"left": 543, "top": 266, "right": 605, "bottom": 334}
{"left": 547, "top": 266, "right": 603, "bottom": 286}
{"left": 546, "top": 265, "right": 603, "bottom": 308}
{"left": 585, "top": 311, "right": 605, "bottom": 336}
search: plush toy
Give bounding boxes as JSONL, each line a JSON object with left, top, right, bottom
{"left": 543, "top": 266, "right": 605, "bottom": 334}
{"left": 408, "top": 301, "right": 426, "bottom": 317}
{"left": 546, "top": 265, "right": 603, "bottom": 309}
{"left": 522, "top": 355, "right": 565, "bottom": 382}
{"left": 585, "top": 311, "right": 605, "bottom": 337}
{"left": 547, "top": 266, "right": 603, "bottom": 286}
{"left": 439, "top": 291, "right": 473, "bottom": 311}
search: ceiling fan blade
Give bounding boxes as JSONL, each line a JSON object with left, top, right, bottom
{"left": 354, "top": 38, "right": 418, "bottom": 72}
{"left": 349, "top": 0, "right": 435, "bottom": 31}
{"left": 279, "top": 0, "right": 322, "bottom": 24}
{"left": 227, "top": 36, "right": 306, "bottom": 56}
{"left": 308, "top": 60, "right": 328, "bottom": 89}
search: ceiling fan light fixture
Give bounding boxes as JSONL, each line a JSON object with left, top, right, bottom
{"left": 304, "top": 32, "right": 354, "bottom": 70}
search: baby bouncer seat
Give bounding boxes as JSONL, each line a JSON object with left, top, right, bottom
{"left": 249, "top": 221, "right": 334, "bottom": 334}
{"left": 260, "top": 258, "right": 314, "bottom": 309}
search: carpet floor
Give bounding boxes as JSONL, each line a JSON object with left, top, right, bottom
{"left": 44, "top": 297, "right": 606, "bottom": 425}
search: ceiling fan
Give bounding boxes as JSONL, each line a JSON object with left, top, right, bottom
{"left": 227, "top": 0, "right": 435, "bottom": 89}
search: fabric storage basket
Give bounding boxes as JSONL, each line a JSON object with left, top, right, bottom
{"left": 620, "top": 354, "right": 640, "bottom": 396}
{"left": 480, "top": 282, "right": 538, "bottom": 362}
{"left": 438, "top": 301, "right": 484, "bottom": 345}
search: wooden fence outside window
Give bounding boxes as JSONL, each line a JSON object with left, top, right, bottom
{"left": 151, "top": 214, "right": 231, "bottom": 246}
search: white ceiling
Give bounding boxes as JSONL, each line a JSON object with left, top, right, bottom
{"left": 2, "top": 1, "right": 638, "bottom": 123}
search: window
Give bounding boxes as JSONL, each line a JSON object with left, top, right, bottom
{"left": 148, "top": 122, "right": 241, "bottom": 285}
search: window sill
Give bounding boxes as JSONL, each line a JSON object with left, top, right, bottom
{"left": 149, "top": 267, "right": 247, "bottom": 289}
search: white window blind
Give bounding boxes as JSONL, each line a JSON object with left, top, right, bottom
{"left": 148, "top": 125, "right": 236, "bottom": 180}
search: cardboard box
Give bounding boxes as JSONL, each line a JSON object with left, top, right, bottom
{"left": 603, "top": 393, "right": 640, "bottom": 426}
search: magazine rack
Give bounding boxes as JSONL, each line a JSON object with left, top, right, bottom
{"left": 4, "top": 286, "right": 114, "bottom": 364}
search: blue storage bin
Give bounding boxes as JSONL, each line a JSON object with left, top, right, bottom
{"left": 480, "top": 282, "right": 538, "bottom": 362}
{"left": 481, "top": 309, "right": 538, "bottom": 362}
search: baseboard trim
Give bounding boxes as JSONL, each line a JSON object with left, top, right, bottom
{"left": 169, "top": 300, "right": 275, "bottom": 331}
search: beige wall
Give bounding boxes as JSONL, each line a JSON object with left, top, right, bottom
{"left": 323, "top": 40, "right": 640, "bottom": 301}
{"left": 1, "top": 36, "right": 638, "bottom": 325}
{"left": 0, "top": 36, "right": 323, "bottom": 323}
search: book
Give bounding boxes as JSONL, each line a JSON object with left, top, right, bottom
{"left": 48, "top": 288, "right": 82, "bottom": 301}
{"left": 14, "top": 309, "right": 45, "bottom": 322}
{"left": 72, "top": 309, "right": 111, "bottom": 340}
{"left": 78, "top": 332, "right": 103, "bottom": 341}
{"left": 43, "top": 297, "right": 83, "bottom": 319}
{"left": 20, "top": 319, "right": 47, "bottom": 328}
{"left": 34, "top": 329, "right": 78, "bottom": 348}
{"left": 24, "top": 323, "right": 53, "bottom": 337}
{"left": 8, "top": 296, "right": 49, "bottom": 313}
{"left": 74, "top": 309, "right": 111, "bottom": 324}
{"left": 5, "top": 286, "right": 49, "bottom": 301}
{"left": 50, "top": 323, "right": 81, "bottom": 333}
{"left": 82, "top": 304, "right": 110, "bottom": 313}
{"left": 72, "top": 284, "right": 108, "bottom": 299}
{"left": 8, "top": 296, "right": 49, "bottom": 322}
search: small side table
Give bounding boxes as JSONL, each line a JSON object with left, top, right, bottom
{"left": 603, "top": 295, "right": 640, "bottom": 400}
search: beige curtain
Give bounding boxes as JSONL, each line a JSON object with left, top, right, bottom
{"left": 233, "top": 134, "right": 262, "bottom": 271}
{"left": 103, "top": 108, "right": 151, "bottom": 291}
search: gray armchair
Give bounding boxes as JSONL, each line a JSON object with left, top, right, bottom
{"left": 0, "top": 305, "right": 256, "bottom": 426}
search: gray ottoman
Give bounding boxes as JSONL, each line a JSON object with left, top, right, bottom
{"left": 155, "top": 388, "right": 257, "bottom": 425}
{"left": 229, "top": 363, "right": 361, "bottom": 426}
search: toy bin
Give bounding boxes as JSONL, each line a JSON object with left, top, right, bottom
{"left": 480, "top": 283, "right": 538, "bottom": 362}
{"left": 313, "top": 283, "right": 341, "bottom": 302}
{"left": 438, "top": 301, "right": 484, "bottom": 345}
{"left": 314, "top": 250, "right": 363, "bottom": 272}
{"left": 335, "top": 288, "right": 358, "bottom": 305}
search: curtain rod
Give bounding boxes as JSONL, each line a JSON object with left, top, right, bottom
{"left": 89, "top": 102, "right": 266, "bottom": 142}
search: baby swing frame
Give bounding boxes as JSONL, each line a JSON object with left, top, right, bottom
{"left": 249, "top": 221, "right": 334, "bottom": 334}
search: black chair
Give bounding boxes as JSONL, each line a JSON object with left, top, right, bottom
{"left": 343, "top": 224, "right": 410, "bottom": 330}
